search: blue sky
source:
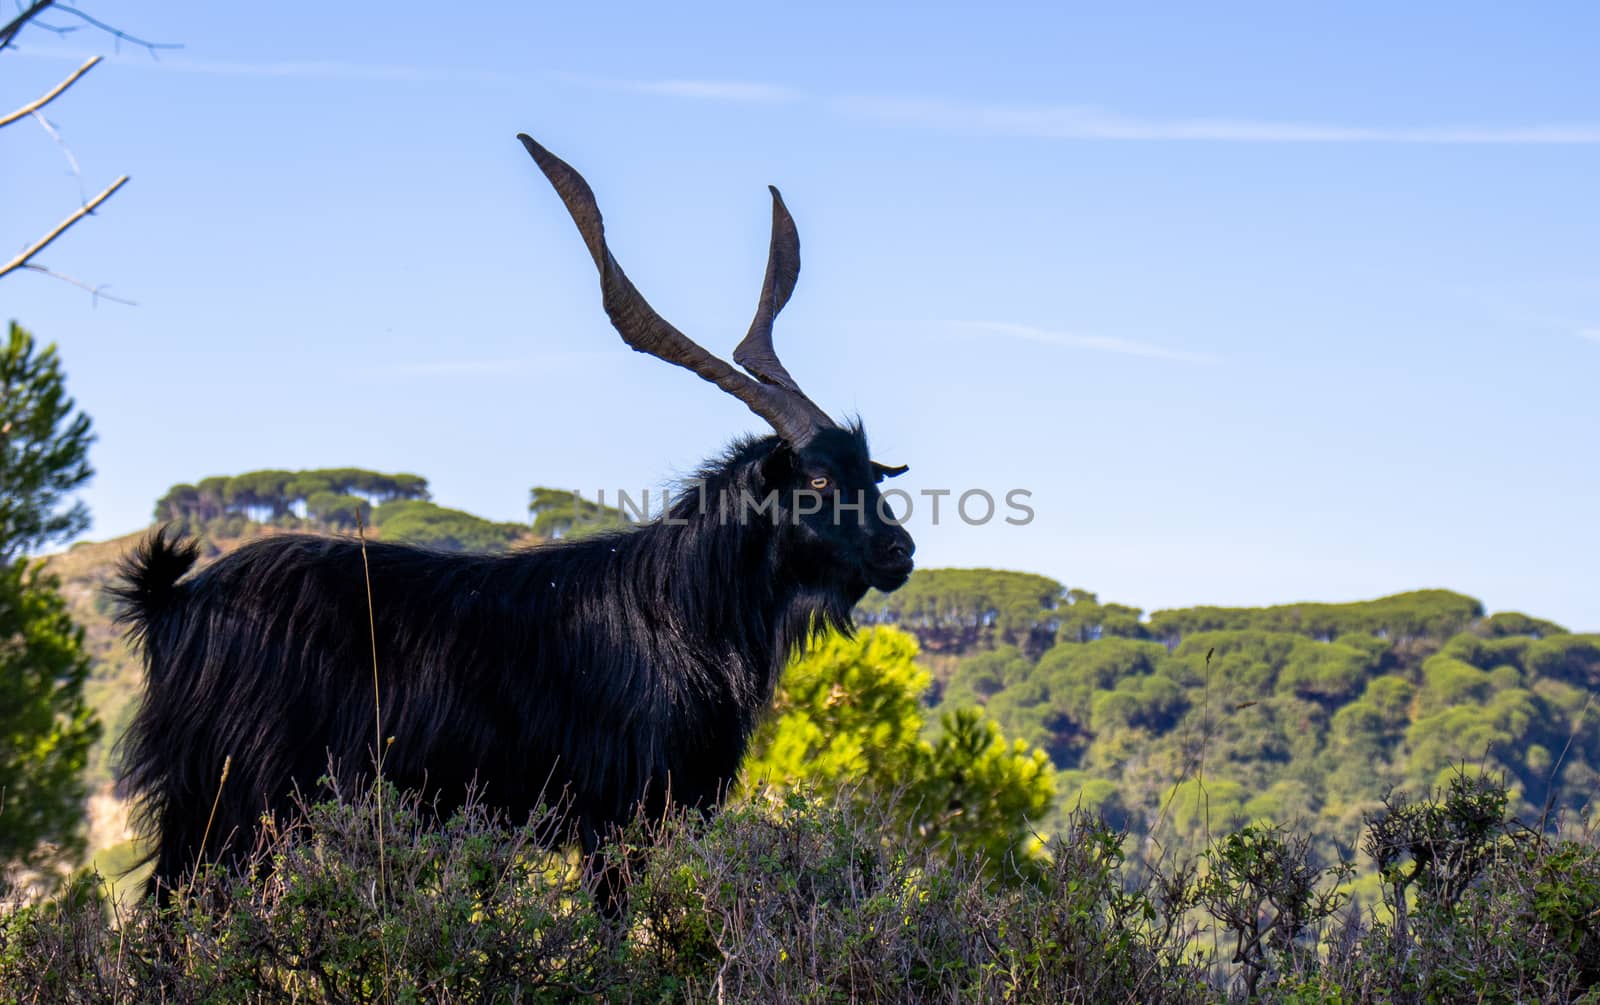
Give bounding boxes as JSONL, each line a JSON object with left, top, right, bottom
{"left": 4, "top": 2, "right": 1597, "bottom": 629}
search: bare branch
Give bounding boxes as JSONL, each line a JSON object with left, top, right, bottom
{"left": 0, "top": 173, "right": 127, "bottom": 280}
{"left": 2, "top": 6, "right": 172, "bottom": 304}
{"left": 18, "top": 263, "right": 136, "bottom": 305}
{"left": 0, "top": 1, "right": 55, "bottom": 53}
{"left": 0, "top": 1, "right": 180, "bottom": 57}
{"left": 0, "top": 54, "right": 99, "bottom": 128}
{"left": 48, "top": 5, "right": 180, "bottom": 57}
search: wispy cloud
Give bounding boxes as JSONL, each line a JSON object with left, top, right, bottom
{"left": 169, "top": 59, "right": 519, "bottom": 85}
{"left": 19, "top": 47, "right": 799, "bottom": 100}
{"left": 12, "top": 45, "right": 520, "bottom": 84}
{"left": 836, "top": 95, "right": 1600, "bottom": 145}
{"left": 1579, "top": 328, "right": 1600, "bottom": 345}
{"left": 552, "top": 72, "right": 803, "bottom": 103}
{"left": 18, "top": 42, "right": 1598, "bottom": 144}
{"left": 903, "top": 320, "right": 1207, "bottom": 363}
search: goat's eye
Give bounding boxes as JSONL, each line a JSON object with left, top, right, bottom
{"left": 809, "top": 476, "right": 831, "bottom": 491}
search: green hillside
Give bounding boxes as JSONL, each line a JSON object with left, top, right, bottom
{"left": 864, "top": 569, "right": 1597, "bottom": 868}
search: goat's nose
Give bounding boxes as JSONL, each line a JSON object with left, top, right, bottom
{"left": 884, "top": 536, "right": 914, "bottom": 563}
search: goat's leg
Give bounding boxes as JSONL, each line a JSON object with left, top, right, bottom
{"left": 580, "top": 820, "right": 629, "bottom": 921}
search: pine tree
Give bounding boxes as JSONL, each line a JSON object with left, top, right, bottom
{"left": 0, "top": 321, "right": 100, "bottom": 869}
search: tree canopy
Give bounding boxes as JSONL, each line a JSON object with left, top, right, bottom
{"left": 0, "top": 557, "right": 100, "bottom": 868}
{"left": 0, "top": 321, "right": 100, "bottom": 869}
{"left": 0, "top": 322, "right": 93, "bottom": 563}
{"left": 1146, "top": 590, "right": 1486, "bottom": 644}
{"left": 528, "top": 487, "right": 629, "bottom": 540}
{"left": 879, "top": 567, "right": 1597, "bottom": 862}
{"left": 372, "top": 499, "right": 526, "bottom": 553}
{"left": 156, "top": 467, "right": 430, "bottom": 529}
{"left": 856, "top": 568, "right": 1066, "bottom": 654}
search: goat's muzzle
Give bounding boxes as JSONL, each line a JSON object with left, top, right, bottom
{"left": 864, "top": 528, "right": 916, "bottom": 591}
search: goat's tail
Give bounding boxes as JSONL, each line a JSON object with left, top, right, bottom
{"left": 110, "top": 525, "right": 200, "bottom": 649}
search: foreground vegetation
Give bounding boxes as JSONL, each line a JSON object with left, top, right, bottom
{"left": 4, "top": 773, "right": 1597, "bottom": 1003}
{"left": 10, "top": 459, "right": 1597, "bottom": 1001}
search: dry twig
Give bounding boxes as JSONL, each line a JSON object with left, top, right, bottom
{"left": 0, "top": 54, "right": 98, "bottom": 127}
{"left": 0, "top": 173, "right": 127, "bottom": 281}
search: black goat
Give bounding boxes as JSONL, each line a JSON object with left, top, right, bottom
{"left": 112, "top": 135, "right": 916, "bottom": 902}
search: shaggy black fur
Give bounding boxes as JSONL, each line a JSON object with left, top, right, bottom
{"left": 112, "top": 426, "right": 913, "bottom": 901}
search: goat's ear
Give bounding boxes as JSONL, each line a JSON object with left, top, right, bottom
{"left": 872, "top": 462, "right": 909, "bottom": 482}
{"left": 758, "top": 443, "right": 797, "bottom": 490}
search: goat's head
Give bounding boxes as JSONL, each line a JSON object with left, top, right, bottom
{"left": 754, "top": 425, "right": 914, "bottom": 594}
{"left": 520, "top": 134, "right": 916, "bottom": 594}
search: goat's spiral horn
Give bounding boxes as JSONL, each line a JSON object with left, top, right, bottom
{"left": 518, "top": 133, "right": 835, "bottom": 446}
